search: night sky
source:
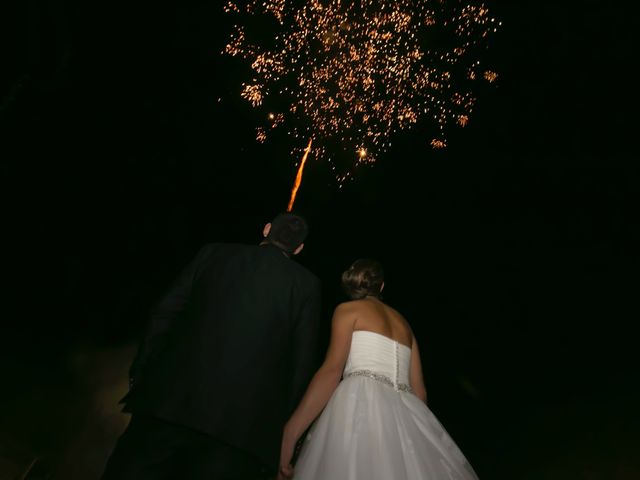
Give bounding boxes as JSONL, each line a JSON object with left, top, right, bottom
{"left": 2, "top": 1, "right": 639, "bottom": 479}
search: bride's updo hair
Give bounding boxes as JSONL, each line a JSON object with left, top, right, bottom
{"left": 341, "top": 259, "right": 384, "bottom": 300}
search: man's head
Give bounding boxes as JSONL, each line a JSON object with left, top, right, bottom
{"left": 262, "top": 212, "right": 309, "bottom": 255}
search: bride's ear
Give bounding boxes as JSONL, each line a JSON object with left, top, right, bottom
{"left": 380, "top": 282, "right": 385, "bottom": 293}
{"left": 293, "top": 243, "right": 304, "bottom": 255}
{"left": 263, "top": 223, "right": 272, "bottom": 238}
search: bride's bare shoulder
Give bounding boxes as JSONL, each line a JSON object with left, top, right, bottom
{"left": 334, "top": 299, "right": 361, "bottom": 310}
{"left": 333, "top": 299, "right": 371, "bottom": 315}
{"left": 386, "top": 303, "right": 406, "bottom": 320}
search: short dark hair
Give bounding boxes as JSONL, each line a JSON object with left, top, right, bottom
{"left": 266, "top": 212, "right": 309, "bottom": 253}
{"left": 341, "top": 259, "right": 384, "bottom": 300}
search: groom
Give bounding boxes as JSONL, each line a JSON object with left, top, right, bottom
{"left": 102, "top": 212, "right": 322, "bottom": 479}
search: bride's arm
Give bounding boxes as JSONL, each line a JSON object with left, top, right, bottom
{"left": 410, "top": 335, "right": 428, "bottom": 403}
{"left": 279, "top": 303, "right": 356, "bottom": 471}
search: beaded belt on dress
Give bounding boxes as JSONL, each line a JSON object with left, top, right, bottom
{"left": 344, "top": 369, "right": 413, "bottom": 393}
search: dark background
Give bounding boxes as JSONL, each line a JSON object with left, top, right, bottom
{"left": 2, "top": 1, "right": 639, "bottom": 478}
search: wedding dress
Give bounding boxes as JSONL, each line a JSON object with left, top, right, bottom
{"left": 293, "top": 330, "right": 479, "bottom": 479}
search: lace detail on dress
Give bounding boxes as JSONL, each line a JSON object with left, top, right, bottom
{"left": 344, "top": 369, "right": 413, "bottom": 393}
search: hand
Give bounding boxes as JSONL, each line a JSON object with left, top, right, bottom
{"left": 277, "top": 427, "right": 297, "bottom": 480}
{"left": 276, "top": 463, "right": 294, "bottom": 480}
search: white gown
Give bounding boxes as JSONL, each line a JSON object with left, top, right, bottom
{"left": 293, "top": 330, "right": 479, "bottom": 480}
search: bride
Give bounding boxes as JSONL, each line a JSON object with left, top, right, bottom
{"left": 277, "top": 259, "right": 479, "bottom": 480}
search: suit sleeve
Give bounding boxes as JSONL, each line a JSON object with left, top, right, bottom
{"left": 288, "top": 277, "right": 323, "bottom": 412}
{"left": 129, "top": 243, "right": 213, "bottom": 385}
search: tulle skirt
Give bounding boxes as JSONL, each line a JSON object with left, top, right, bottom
{"left": 293, "top": 375, "right": 479, "bottom": 480}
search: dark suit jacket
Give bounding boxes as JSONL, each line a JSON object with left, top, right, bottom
{"left": 122, "top": 242, "right": 322, "bottom": 470}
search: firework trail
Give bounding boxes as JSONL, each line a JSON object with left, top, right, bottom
{"left": 287, "top": 137, "right": 313, "bottom": 211}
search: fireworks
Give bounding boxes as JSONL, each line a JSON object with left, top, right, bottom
{"left": 225, "top": 0, "right": 500, "bottom": 182}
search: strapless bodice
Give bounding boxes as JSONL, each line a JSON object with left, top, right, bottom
{"left": 343, "top": 330, "right": 412, "bottom": 390}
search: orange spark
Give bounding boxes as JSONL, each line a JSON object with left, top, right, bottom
{"left": 287, "top": 138, "right": 313, "bottom": 212}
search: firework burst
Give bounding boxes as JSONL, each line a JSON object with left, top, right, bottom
{"left": 225, "top": 0, "right": 500, "bottom": 183}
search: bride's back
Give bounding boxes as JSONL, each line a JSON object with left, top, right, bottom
{"left": 350, "top": 297, "right": 412, "bottom": 348}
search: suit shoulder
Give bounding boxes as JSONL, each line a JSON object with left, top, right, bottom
{"left": 197, "top": 241, "right": 222, "bottom": 252}
{"left": 290, "top": 260, "right": 320, "bottom": 284}
{"left": 282, "top": 261, "right": 320, "bottom": 298}
{"left": 201, "top": 242, "right": 250, "bottom": 254}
